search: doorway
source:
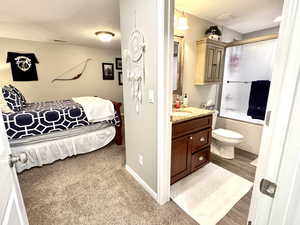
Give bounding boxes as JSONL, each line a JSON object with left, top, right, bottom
{"left": 166, "top": 0, "right": 284, "bottom": 224}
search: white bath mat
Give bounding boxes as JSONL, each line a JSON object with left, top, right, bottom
{"left": 250, "top": 158, "right": 258, "bottom": 167}
{"left": 170, "top": 163, "right": 253, "bottom": 225}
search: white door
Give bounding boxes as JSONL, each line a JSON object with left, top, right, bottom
{"left": 248, "top": 0, "right": 300, "bottom": 224}
{"left": 0, "top": 112, "right": 29, "bottom": 225}
{"left": 267, "top": 59, "right": 300, "bottom": 225}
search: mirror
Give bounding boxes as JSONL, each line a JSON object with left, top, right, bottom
{"left": 173, "top": 36, "right": 184, "bottom": 95}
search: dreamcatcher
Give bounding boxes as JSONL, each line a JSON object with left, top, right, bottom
{"left": 124, "top": 12, "right": 146, "bottom": 113}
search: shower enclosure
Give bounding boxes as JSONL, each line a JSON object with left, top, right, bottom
{"left": 219, "top": 38, "right": 277, "bottom": 125}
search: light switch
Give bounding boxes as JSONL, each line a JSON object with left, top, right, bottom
{"left": 148, "top": 89, "right": 154, "bottom": 103}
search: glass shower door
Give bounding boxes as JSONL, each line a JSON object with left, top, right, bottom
{"left": 220, "top": 39, "right": 277, "bottom": 124}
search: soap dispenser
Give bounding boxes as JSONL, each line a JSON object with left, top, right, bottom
{"left": 183, "top": 93, "right": 189, "bottom": 107}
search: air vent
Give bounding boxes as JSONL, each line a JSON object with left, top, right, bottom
{"left": 216, "top": 13, "right": 234, "bottom": 21}
{"left": 53, "top": 39, "right": 67, "bottom": 43}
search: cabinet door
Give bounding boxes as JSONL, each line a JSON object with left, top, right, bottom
{"left": 171, "top": 135, "right": 191, "bottom": 184}
{"left": 205, "top": 46, "right": 215, "bottom": 82}
{"left": 213, "top": 47, "right": 224, "bottom": 82}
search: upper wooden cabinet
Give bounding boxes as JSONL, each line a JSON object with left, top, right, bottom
{"left": 195, "top": 38, "right": 226, "bottom": 85}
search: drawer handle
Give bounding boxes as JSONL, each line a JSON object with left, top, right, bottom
{"left": 199, "top": 156, "right": 204, "bottom": 161}
{"left": 200, "top": 137, "right": 205, "bottom": 142}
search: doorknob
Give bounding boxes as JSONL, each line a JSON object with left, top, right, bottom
{"left": 260, "top": 178, "right": 277, "bottom": 198}
{"left": 9, "top": 153, "right": 28, "bottom": 168}
{"left": 198, "top": 156, "right": 204, "bottom": 161}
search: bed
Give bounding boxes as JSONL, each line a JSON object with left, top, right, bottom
{"left": 2, "top": 95, "right": 123, "bottom": 173}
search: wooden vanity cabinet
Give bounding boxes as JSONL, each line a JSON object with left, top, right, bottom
{"left": 171, "top": 115, "right": 212, "bottom": 184}
{"left": 171, "top": 135, "right": 191, "bottom": 183}
{"left": 195, "top": 38, "right": 225, "bottom": 85}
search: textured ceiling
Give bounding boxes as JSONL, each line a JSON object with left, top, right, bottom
{"left": 0, "top": 0, "right": 284, "bottom": 49}
{"left": 175, "top": 0, "right": 284, "bottom": 34}
{"left": 0, "top": 0, "right": 120, "bottom": 49}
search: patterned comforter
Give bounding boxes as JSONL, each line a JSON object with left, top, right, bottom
{"left": 3, "top": 99, "right": 120, "bottom": 140}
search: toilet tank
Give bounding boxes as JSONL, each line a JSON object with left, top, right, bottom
{"left": 212, "top": 110, "right": 219, "bottom": 129}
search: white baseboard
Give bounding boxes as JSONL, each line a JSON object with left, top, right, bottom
{"left": 125, "top": 164, "right": 158, "bottom": 201}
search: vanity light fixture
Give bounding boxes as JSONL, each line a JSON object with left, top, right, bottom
{"left": 273, "top": 15, "right": 282, "bottom": 23}
{"left": 95, "top": 31, "right": 115, "bottom": 42}
{"left": 175, "top": 10, "right": 189, "bottom": 30}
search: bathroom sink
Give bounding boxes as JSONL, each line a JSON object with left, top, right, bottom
{"left": 172, "top": 110, "right": 192, "bottom": 117}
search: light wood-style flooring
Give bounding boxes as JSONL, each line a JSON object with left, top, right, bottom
{"left": 212, "top": 148, "right": 257, "bottom": 225}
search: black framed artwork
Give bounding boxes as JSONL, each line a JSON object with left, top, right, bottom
{"left": 115, "top": 58, "right": 122, "bottom": 70}
{"left": 118, "top": 72, "right": 123, "bottom": 86}
{"left": 102, "top": 63, "right": 114, "bottom": 80}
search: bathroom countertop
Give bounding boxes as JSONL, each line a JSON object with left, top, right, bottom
{"left": 172, "top": 107, "right": 214, "bottom": 124}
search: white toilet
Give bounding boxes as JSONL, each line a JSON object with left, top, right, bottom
{"left": 211, "top": 111, "right": 244, "bottom": 159}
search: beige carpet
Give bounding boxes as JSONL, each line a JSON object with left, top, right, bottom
{"left": 18, "top": 143, "right": 198, "bottom": 225}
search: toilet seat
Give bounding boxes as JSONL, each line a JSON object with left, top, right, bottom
{"left": 212, "top": 128, "right": 244, "bottom": 144}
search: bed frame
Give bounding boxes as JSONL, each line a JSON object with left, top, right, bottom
{"left": 112, "top": 101, "right": 123, "bottom": 145}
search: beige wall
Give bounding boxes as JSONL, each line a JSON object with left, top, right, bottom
{"left": 174, "top": 13, "right": 265, "bottom": 155}
{"left": 216, "top": 117, "right": 263, "bottom": 155}
{"left": 243, "top": 26, "right": 280, "bottom": 39}
{"left": 174, "top": 12, "right": 242, "bottom": 108}
{"left": 120, "top": 0, "right": 160, "bottom": 192}
{"left": 0, "top": 38, "right": 122, "bottom": 103}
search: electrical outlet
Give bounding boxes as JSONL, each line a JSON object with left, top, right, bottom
{"left": 138, "top": 154, "right": 143, "bottom": 166}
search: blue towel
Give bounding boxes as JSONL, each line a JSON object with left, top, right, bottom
{"left": 247, "top": 80, "right": 271, "bottom": 120}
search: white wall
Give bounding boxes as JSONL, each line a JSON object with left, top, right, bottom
{"left": 0, "top": 38, "right": 122, "bottom": 103}
{"left": 120, "top": 0, "right": 162, "bottom": 192}
{"left": 174, "top": 12, "right": 242, "bottom": 108}
{"left": 216, "top": 117, "right": 262, "bottom": 155}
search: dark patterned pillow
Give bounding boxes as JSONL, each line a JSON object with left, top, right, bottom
{"left": 2, "top": 86, "right": 23, "bottom": 111}
{"left": 8, "top": 85, "right": 26, "bottom": 105}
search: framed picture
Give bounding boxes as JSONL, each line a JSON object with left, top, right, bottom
{"left": 118, "top": 72, "right": 123, "bottom": 86}
{"left": 102, "top": 63, "right": 114, "bottom": 80}
{"left": 115, "top": 58, "right": 122, "bottom": 70}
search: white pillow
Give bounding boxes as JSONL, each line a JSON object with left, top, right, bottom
{"left": 0, "top": 91, "right": 13, "bottom": 113}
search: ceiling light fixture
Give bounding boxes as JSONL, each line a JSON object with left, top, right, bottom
{"left": 273, "top": 15, "right": 282, "bottom": 23}
{"left": 175, "top": 10, "right": 189, "bottom": 30}
{"left": 95, "top": 31, "right": 115, "bottom": 42}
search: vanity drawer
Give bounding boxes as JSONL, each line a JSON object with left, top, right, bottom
{"left": 191, "top": 148, "right": 210, "bottom": 172}
{"left": 191, "top": 128, "right": 211, "bottom": 153}
{"left": 172, "top": 115, "right": 212, "bottom": 139}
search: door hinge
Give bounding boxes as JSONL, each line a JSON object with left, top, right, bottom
{"left": 260, "top": 178, "right": 277, "bottom": 198}
{"left": 265, "top": 110, "right": 271, "bottom": 126}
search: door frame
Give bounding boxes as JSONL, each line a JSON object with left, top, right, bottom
{"left": 156, "top": 0, "right": 300, "bottom": 222}
{"left": 156, "top": 0, "right": 174, "bottom": 205}
{"left": 247, "top": 0, "right": 300, "bottom": 223}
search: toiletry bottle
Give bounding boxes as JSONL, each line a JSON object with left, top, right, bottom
{"left": 175, "top": 95, "right": 181, "bottom": 109}
{"left": 183, "top": 93, "right": 188, "bottom": 107}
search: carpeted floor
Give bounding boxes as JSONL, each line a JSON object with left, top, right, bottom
{"left": 18, "top": 143, "right": 198, "bottom": 225}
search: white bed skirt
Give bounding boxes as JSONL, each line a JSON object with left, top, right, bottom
{"left": 12, "top": 126, "right": 116, "bottom": 173}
